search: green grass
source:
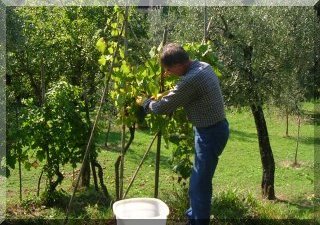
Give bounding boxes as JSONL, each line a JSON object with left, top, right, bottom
{"left": 4, "top": 102, "right": 318, "bottom": 222}
{"left": 0, "top": 176, "right": 5, "bottom": 222}
{"left": 216, "top": 106, "right": 315, "bottom": 206}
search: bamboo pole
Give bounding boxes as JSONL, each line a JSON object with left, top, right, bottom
{"left": 123, "top": 132, "right": 159, "bottom": 199}
{"left": 119, "top": 5, "right": 130, "bottom": 200}
{"left": 63, "top": 7, "right": 128, "bottom": 225}
{"left": 154, "top": 27, "right": 168, "bottom": 198}
{"left": 18, "top": 157, "right": 22, "bottom": 202}
{"left": 119, "top": 123, "right": 126, "bottom": 199}
{"left": 15, "top": 104, "right": 22, "bottom": 202}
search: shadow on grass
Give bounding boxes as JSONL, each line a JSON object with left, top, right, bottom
{"left": 275, "top": 197, "right": 315, "bottom": 217}
{"left": 95, "top": 131, "right": 122, "bottom": 153}
{"left": 95, "top": 127, "right": 173, "bottom": 166}
{"left": 229, "top": 129, "right": 257, "bottom": 143}
{"left": 283, "top": 135, "right": 320, "bottom": 146}
{"left": 303, "top": 110, "right": 320, "bottom": 126}
{"left": 53, "top": 187, "right": 112, "bottom": 218}
{"left": 125, "top": 149, "right": 172, "bottom": 166}
{"left": 95, "top": 129, "right": 157, "bottom": 153}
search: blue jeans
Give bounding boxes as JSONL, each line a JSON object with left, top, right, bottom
{"left": 186, "top": 119, "right": 229, "bottom": 225}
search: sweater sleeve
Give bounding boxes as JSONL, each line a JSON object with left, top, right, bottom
{"left": 149, "top": 76, "right": 197, "bottom": 115}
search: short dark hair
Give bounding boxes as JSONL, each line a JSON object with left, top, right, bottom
{"left": 160, "top": 43, "right": 189, "bottom": 67}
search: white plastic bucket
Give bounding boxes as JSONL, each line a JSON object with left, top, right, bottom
{"left": 112, "top": 198, "right": 170, "bottom": 225}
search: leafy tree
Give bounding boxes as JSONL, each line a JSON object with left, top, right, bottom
{"left": 6, "top": 80, "right": 88, "bottom": 202}
{"left": 5, "top": 6, "right": 111, "bottom": 191}
{"left": 268, "top": 7, "right": 314, "bottom": 135}
{"left": 147, "top": 7, "right": 205, "bottom": 45}
{"left": 209, "top": 7, "right": 276, "bottom": 200}
{"left": 208, "top": 7, "right": 315, "bottom": 199}
{"left": 5, "top": 6, "right": 153, "bottom": 206}
{"left": 58, "top": 6, "right": 109, "bottom": 188}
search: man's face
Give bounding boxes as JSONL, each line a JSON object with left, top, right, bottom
{"left": 163, "top": 63, "right": 188, "bottom": 76}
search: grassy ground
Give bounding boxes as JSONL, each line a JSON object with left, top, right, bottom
{"left": 3, "top": 101, "right": 319, "bottom": 223}
{"left": 0, "top": 176, "right": 5, "bottom": 222}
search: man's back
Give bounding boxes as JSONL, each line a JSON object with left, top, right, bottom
{"left": 150, "top": 60, "right": 226, "bottom": 128}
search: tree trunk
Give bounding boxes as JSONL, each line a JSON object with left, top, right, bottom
{"left": 80, "top": 96, "right": 93, "bottom": 188}
{"left": 80, "top": 153, "right": 91, "bottom": 188}
{"left": 27, "top": 70, "right": 42, "bottom": 105}
{"left": 315, "top": 1, "right": 320, "bottom": 19}
{"left": 91, "top": 158, "right": 99, "bottom": 191}
{"left": 37, "top": 168, "right": 44, "bottom": 197}
{"left": 22, "top": 50, "right": 42, "bottom": 106}
{"left": 93, "top": 160, "right": 110, "bottom": 201}
{"left": 40, "top": 57, "right": 45, "bottom": 105}
{"left": 49, "top": 168, "right": 64, "bottom": 194}
{"left": 251, "top": 104, "right": 276, "bottom": 200}
{"left": 294, "top": 116, "right": 301, "bottom": 165}
{"left": 244, "top": 45, "right": 276, "bottom": 200}
{"left": 18, "top": 156, "right": 22, "bottom": 202}
{"left": 44, "top": 142, "right": 52, "bottom": 187}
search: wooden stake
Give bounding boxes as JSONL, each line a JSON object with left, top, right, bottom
{"left": 154, "top": 27, "right": 168, "bottom": 198}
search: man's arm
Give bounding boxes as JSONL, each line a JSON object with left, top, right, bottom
{"left": 148, "top": 76, "right": 198, "bottom": 115}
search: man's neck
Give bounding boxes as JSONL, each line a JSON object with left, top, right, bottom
{"left": 183, "top": 60, "right": 194, "bottom": 75}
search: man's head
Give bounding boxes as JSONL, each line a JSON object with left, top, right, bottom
{"left": 160, "top": 43, "right": 191, "bottom": 76}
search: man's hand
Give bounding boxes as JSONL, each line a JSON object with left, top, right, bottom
{"left": 134, "top": 96, "right": 152, "bottom": 123}
{"left": 135, "top": 95, "right": 147, "bottom": 106}
{"left": 153, "top": 90, "right": 171, "bottom": 100}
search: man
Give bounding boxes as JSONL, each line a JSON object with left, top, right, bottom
{"left": 143, "top": 43, "right": 229, "bottom": 225}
